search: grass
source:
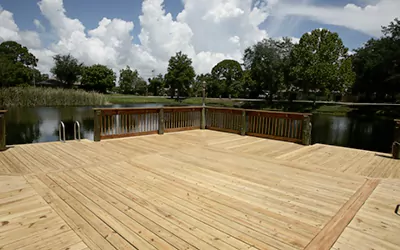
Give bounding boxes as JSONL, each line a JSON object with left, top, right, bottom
{"left": 0, "top": 87, "right": 107, "bottom": 107}
{"left": 106, "top": 95, "right": 239, "bottom": 107}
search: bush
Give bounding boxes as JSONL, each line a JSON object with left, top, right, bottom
{"left": 0, "top": 87, "right": 106, "bottom": 107}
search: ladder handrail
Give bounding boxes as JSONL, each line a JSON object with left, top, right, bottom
{"left": 59, "top": 121, "right": 66, "bottom": 143}
{"left": 74, "top": 121, "right": 81, "bottom": 141}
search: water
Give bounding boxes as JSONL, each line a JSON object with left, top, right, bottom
{"left": 311, "top": 114, "right": 394, "bottom": 153}
{"left": 5, "top": 104, "right": 160, "bottom": 145}
{"left": 4, "top": 106, "right": 396, "bottom": 153}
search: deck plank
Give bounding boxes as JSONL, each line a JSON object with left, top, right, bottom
{"left": 0, "top": 175, "right": 88, "bottom": 250}
{"left": 1, "top": 130, "right": 400, "bottom": 249}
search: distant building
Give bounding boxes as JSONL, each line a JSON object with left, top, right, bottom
{"left": 35, "top": 79, "right": 63, "bottom": 88}
{"left": 35, "top": 79, "right": 82, "bottom": 88}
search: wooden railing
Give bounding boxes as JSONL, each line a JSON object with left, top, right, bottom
{"left": 163, "top": 107, "right": 202, "bottom": 132}
{"left": 0, "top": 110, "right": 6, "bottom": 151}
{"left": 246, "top": 110, "right": 307, "bottom": 144}
{"left": 93, "top": 106, "right": 311, "bottom": 145}
{"left": 93, "top": 107, "right": 204, "bottom": 141}
{"left": 206, "top": 107, "right": 244, "bottom": 135}
{"left": 206, "top": 107, "right": 311, "bottom": 144}
{"left": 95, "top": 108, "right": 160, "bottom": 140}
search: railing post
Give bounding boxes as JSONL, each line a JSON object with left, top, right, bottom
{"left": 0, "top": 110, "right": 7, "bottom": 151}
{"left": 94, "top": 109, "right": 101, "bottom": 142}
{"left": 302, "top": 115, "right": 312, "bottom": 145}
{"left": 159, "top": 108, "right": 164, "bottom": 135}
{"left": 241, "top": 110, "right": 246, "bottom": 136}
{"left": 392, "top": 119, "right": 400, "bottom": 159}
{"left": 201, "top": 107, "right": 206, "bottom": 129}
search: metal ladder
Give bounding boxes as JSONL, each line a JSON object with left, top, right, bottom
{"left": 74, "top": 121, "right": 81, "bottom": 141}
{"left": 59, "top": 121, "right": 81, "bottom": 142}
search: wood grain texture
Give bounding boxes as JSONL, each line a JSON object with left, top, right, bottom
{"left": 1, "top": 130, "right": 400, "bottom": 249}
{"left": 305, "top": 178, "right": 380, "bottom": 250}
{"left": 332, "top": 179, "right": 400, "bottom": 250}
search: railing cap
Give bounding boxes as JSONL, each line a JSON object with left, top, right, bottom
{"left": 0, "top": 110, "right": 8, "bottom": 114}
{"left": 93, "top": 106, "right": 204, "bottom": 111}
{"left": 206, "top": 106, "right": 311, "bottom": 116}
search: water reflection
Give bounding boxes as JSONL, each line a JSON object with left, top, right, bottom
{"left": 5, "top": 104, "right": 160, "bottom": 145}
{"left": 5, "top": 106, "right": 395, "bottom": 153}
{"left": 312, "top": 114, "right": 394, "bottom": 153}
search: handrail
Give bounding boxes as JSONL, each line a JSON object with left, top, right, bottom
{"left": 93, "top": 106, "right": 311, "bottom": 145}
{"left": 74, "top": 121, "right": 81, "bottom": 141}
{"left": 59, "top": 121, "right": 66, "bottom": 143}
{"left": 93, "top": 106, "right": 204, "bottom": 141}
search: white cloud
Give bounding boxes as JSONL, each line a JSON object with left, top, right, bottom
{"left": 0, "top": 8, "right": 42, "bottom": 49}
{"left": 33, "top": 19, "right": 45, "bottom": 32}
{"left": 274, "top": 0, "right": 400, "bottom": 37}
{"left": 20, "top": 0, "right": 271, "bottom": 77}
{"left": 7, "top": 0, "right": 384, "bottom": 79}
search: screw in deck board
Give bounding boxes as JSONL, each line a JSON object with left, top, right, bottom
{"left": 158, "top": 108, "right": 164, "bottom": 135}
{"left": 302, "top": 115, "right": 312, "bottom": 145}
{"left": 0, "top": 111, "right": 7, "bottom": 151}
{"left": 93, "top": 110, "right": 102, "bottom": 142}
{"left": 240, "top": 110, "right": 246, "bottom": 136}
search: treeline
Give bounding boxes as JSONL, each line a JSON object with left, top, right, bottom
{"left": 1, "top": 18, "right": 399, "bottom": 102}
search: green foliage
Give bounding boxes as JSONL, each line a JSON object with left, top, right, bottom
{"left": 211, "top": 59, "right": 243, "bottom": 98}
{"left": 0, "top": 87, "right": 106, "bottom": 107}
{"left": 199, "top": 73, "right": 222, "bottom": 98}
{"left": 119, "top": 66, "right": 137, "bottom": 94}
{"left": 352, "top": 18, "right": 400, "bottom": 101}
{"left": 0, "top": 41, "right": 38, "bottom": 87}
{"left": 165, "top": 52, "right": 196, "bottom": 98}
{"left": 51, "top": 54, "right": 83, "bottom": 87}
{"left": 133, "top": 78, "right": 148, "bottom": 96}
{"left": 148, "top": 74, "right": 165, "bottom": 96}
{"left": 117, "top": 66, "right": 147, "bottom": 95}
{"left": 244, "top": 38, "right": 294, "bottom": 100}
{"left": 241, "top": 70, "right": 257, "bottom": 98}
{"left": 290, "top": 29, "right": 355, "bottom": 96}
{"left": 0, "top": 41, "right": 37, "bottom": 67}
{"left": 81, "top": 64, "right": 116, "bottom": 94}
{"left": 192, "top": 74, "right": 208, "bottom": 97}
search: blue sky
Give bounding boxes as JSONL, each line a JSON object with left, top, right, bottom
{"left": 0, "top": 0, "right": 397, "bottom": 75}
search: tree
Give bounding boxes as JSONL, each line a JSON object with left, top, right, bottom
{"left": 165, "top": 52, "right": 196, "bottom": 99}
{"left": 290, "top": 29, "right": 355, "bottom": 97}
{"left": 241, "top": 70, "right": 257, "bottom": 98}
{"left": 192, "top": 74, "right": 210, "bottom": 98}
{"left": 81, "top": 64, "right": 116, "bottom": 93}
{"left": 148, "top": 74, "right": 165, "bottom": 96}
{"left": 119, "top": 66, "right": 137, "bottom": 94}
{"left": 0, "top": 41, "right": 37, "bottom": 67}
{"left": 133, "top": 78, "right": 148, "bottom": 96}
{"left": 0, "top": 41, "right": 38, "bottom": 87}
{"left": 211, "top": 59, "right": 243, "bottom": 98}
{"left": 244, "top": 38, "right": 295, "bottom": 100}
{"left": 51, "top": 54, "right": 83, "bottom": 88}
{"left": 352, "top": 18, "right": 400, "bottom": 101}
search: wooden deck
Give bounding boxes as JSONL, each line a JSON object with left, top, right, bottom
{"left": 1, "top": 130, "right": 399, "bottom": 249}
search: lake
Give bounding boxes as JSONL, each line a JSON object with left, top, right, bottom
{"left": 4, "top": 105, "right": 395, "bottom": 153}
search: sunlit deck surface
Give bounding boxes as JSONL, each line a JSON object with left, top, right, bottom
{"left": 1, "top": 130, "right": 399, "bottom": 250}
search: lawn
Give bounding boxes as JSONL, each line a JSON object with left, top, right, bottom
{"left": 106, "top": 95, "right": 239, "bottom": 107}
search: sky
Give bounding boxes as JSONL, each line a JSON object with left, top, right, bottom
{"left": 0, "top": 0, "right": 399, "bottom": 79}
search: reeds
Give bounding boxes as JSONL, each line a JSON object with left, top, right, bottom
{"left": 0, "top": 87, "right": 107, "bottom": 107}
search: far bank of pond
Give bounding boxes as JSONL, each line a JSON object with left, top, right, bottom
{"left": 4, "top": 104, "right": 395, "bottom": 153}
